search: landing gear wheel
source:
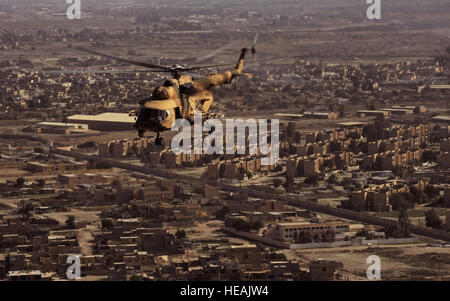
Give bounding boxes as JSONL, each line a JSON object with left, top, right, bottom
{"left": 138, "top": 130, "right": 145, "bottom": 138}
{"left": 155, "top": 133, "right": 164, "bottom": 146}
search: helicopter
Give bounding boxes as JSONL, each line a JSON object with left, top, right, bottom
{"left": 75, "top": 41, "right": 258, "bottom": 145}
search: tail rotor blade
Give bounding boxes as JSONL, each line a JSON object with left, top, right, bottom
{"left": 194, "top": 41, "right": 237, "bottom": 64}
{"left": 251, "top": 33, "right": 258, "bottom": 59}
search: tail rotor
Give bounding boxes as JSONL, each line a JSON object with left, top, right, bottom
{"left": 251, "top": 33, "right": 258, "bottom": 60}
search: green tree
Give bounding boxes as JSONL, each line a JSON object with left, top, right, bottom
{"left": 129, "top": 274, "right": 143, "bottom": 281}
{"left": 237, "top": 167, "right": 246, "bottom": 177}
{"left": 15, "top": 177, "right": 25, "bottom": 188}
{"left": 17, "top": 203, "right": 35, "bottom": 216}
{"left": 362, "top": 116, "right": 390, "bottom": 141}
{"left": 65, "top": 215, "right": 76, "bottom": 229}
{"left": 329, "top": 141, "right": 342, "bottom": 152}
{"left": 390, "top": 194, "right": 409, "bottom": 211}
{"left": 335, "top": 159, "right": 346, "bottom": 170}
{"left": 346, "top": 132, "right": 361, "bottom": 140}
{"left": 230, "top": 219, "right": 251, "bottom": 232}
{"left": 298, "top": 231, "right": 313, "bottom": 243}
{"left": 175, "top": 229, "right": 187, "bottom": 239}
{"left": 250, "top": 220, "right": 263, "bottom": 231}
{"left": 339, "top": 106, "right": 345, "bottom": 118}
{"left": 321, "top": 229, "right": 336, "bottom": 242}
{"left": 425, "top": 185, "right": 440, "bottom": 199}
{"left": 356, "top": 228, "right": 374, "bottom": 239}
{"left": 287, "top": 122, "right": 296, "bottom": 138}
{"left": 425, "top": 209, "right": 442, "bottom": 229}
{"left": 101, "top": 218, "right": 116, "bottom": 229}
{"left": 215, "top": 206, "right": 229, "bottom": 219}
{"left": 304, "top": 175, "right": 319, "bottom": 185}
{"left": 327, "top": 174, "right": 338, "bottom": 184}
{"left": 78, "top": 140, "right": 97, "bottom": 150}
{"left": 398, "top": 207, "right": 411, "bottom": 238}
{"left": 111, "top": 179, "right": 122, "bottom": 192}
{"left": 422, "top": 150, "right": 437, "bottom": 163}
{"left": 272, "top": 179, "right": 282, "bottom": 188}
{"left": 384, "top": 224, "right": 397, "bottom": 239}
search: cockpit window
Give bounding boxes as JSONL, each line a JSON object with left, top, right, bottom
{"left": 163, "top": 80, "right": 173, "bottom": 87}
{"left": 139, "top": 109, "right": 158, "bottom": 120}
{"left": 158, "top": 110, "right": 171, "bottom": 121}
{"left": 138, "top": 109, "right": 170, "bottom": 122}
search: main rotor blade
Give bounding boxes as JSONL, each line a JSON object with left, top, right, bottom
{"left": 184, "top": 62, "right": 237, "bottom": 71}
{"left": 39, "top": 69, "right": 166, "bottom": 74}
{"left": 183, "top": 71, "right": 206, "bottom": 79}
{"left": 251, "top": 33, "right": 258, "bottom": 59}
{"left": 74, "top": 47, "right": 170, "bottom": 70}
{"left": 252, "top": 33, "right": 258, "bottom": 47}
{"left": 185, "top": 56, "right": 289, "bottom": 71}
{"left": 194, "top": 41, "right": 237, "bottom": 64}
{"left": 247, "top": 56, "right": 288, "bottom": 64}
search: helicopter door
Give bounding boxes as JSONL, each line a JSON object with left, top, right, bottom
{"left": 182, "top": 95, "right": 190, "bottom": 118}
{"left": 158, "top": 110, "right": 171, "bottom": 122}
{"left": 200, "top": 99, "right": 213, "bottom": 113}
{"left": 174, "top": 107, "right": 182, "bottom": 119}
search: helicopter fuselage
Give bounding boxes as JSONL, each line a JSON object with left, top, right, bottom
{"left": 134, "top": 68, "right": 243, "bottom": 136}
{"left": 132, "top": 47, "right": 250, "bottom": 141}
{"left": 73, "top": 45, "right": 253, "bottom": 144}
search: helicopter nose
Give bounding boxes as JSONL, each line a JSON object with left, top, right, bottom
{"left": 136, "top": 114, "right": 160, "bottom": 128}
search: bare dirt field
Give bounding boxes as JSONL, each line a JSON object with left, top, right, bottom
{"left": 284, "top": 244, "right": 450, "bottom": 280}
{"left": 184, "top": 220, "right": 250, "bottom": 246}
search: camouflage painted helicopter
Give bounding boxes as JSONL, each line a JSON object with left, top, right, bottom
{"left": 75, "top": 40, "right": 258, "bottom": 145}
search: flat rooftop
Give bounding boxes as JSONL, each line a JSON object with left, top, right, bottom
{"left": 433, "top": 116, "right": 450, "bottom": 123}
{"left": 357, "top": 110, "right": 388, "bottom": 113}
{"left": 38, "top": 122, "right": 88, "bottom": 128}
{"left": 337, "top": 122, "right": 366, "bottom": 127}
{"left": 276, "top": 221, "right": 350, "bottom": 227}
{"left": 274, "top": 113, "right": 304, "bottom": 118}
{"left": 380, "top": 108, "right": 413, "bottom": 112}
{"left": 68, "top": 112, "right": 135, "bottom": 123}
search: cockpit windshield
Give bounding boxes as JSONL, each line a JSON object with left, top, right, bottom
{"left": 163, "top": 80, "right": 173, "bottom": 87}
{"left": 138, "top": 109, "right": 171, "bottom": 122}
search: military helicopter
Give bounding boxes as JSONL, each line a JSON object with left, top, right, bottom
{"left": 75, "top": 41, "right": 258, "bottom": 145}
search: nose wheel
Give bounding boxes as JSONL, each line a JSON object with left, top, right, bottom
{"left": 155, "top": 133, "right": 164, "bottom": 145}
{"left": 137, "top": 130, "right": 163, "bottom": 145}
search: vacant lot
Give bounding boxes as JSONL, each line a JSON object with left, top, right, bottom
{"left": 284, "top": 244, "right": 450, "bottom": 280}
